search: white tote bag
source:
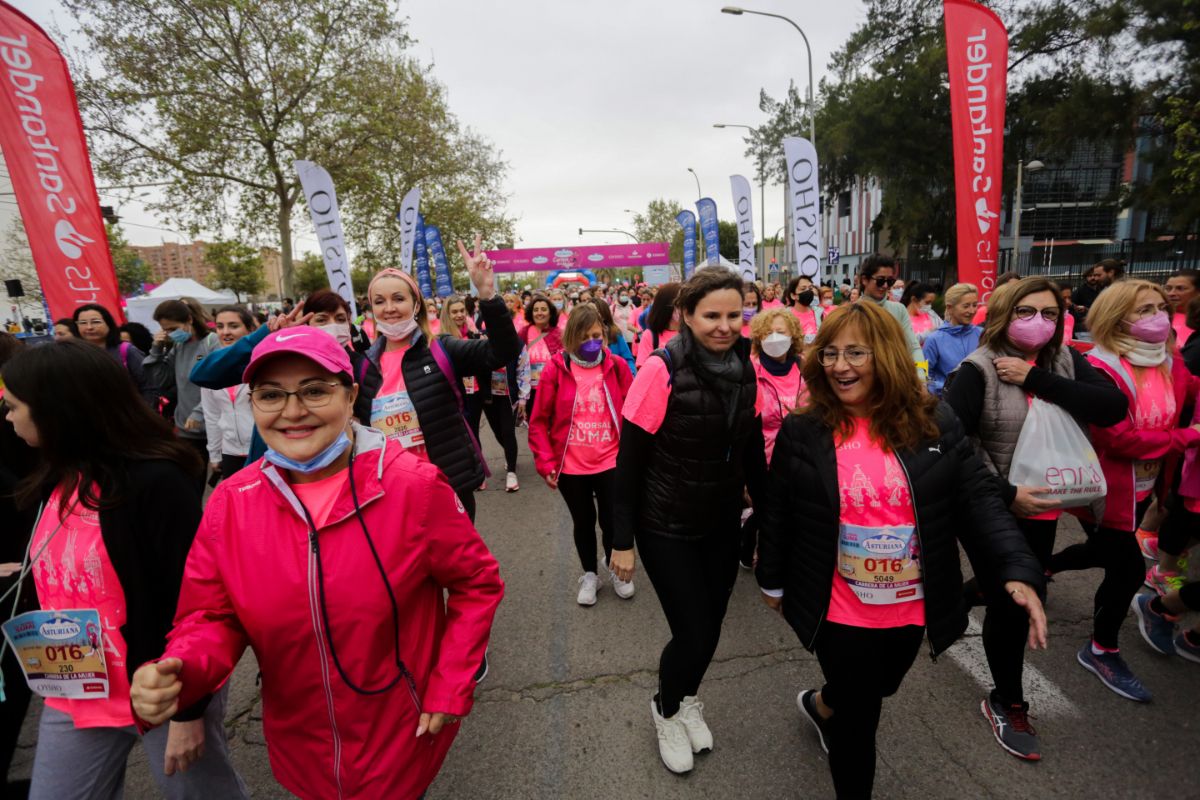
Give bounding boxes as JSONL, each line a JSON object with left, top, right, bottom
{"left": 1007, "top": 398, "right": 1107, "bottom": 509}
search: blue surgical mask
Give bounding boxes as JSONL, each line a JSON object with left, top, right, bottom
{"left": 168, "top": 328, "right": 191, "bottom": 345}
{"left": 553, "top": 301, "right": 564, "bottom": 310}
{"left": 265, "top": 431, "right": 351, "bottom": 474}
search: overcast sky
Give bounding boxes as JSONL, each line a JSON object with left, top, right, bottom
{"left": 3, "top": 0, "right": 865, "bottom": 256}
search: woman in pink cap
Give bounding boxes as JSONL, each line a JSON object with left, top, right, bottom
{"left": 131, "top": 326, "right": 504, "bottom": 800}
{"left": 357, "top": 236, "right": 520, "bottom": 520}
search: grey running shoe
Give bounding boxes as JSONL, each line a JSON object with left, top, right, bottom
{"left": 981, "top": 691, "right": 1041, "bottom": 761}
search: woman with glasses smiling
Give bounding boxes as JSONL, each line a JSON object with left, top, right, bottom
{"left": 944, "top": 276, "right": 1126, "bottom": 760}
{"left": 756, "top": 301, "right": 1046, "bottom": 800}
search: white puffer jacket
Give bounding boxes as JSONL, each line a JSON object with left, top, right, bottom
{"left": 200, "top": 384, "right": 255, "bottom": 464}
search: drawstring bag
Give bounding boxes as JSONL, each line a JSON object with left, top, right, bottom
{"left": 1008, "top": 398, "right": 1107, "bottom": 510}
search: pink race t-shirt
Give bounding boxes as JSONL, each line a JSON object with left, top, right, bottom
{"left": 32, "top": 487, "right": 135, "bottom": 728}
{"left": 623, "top": 354, "right": 672, "bottom": 434}
{"left": 1063, "top": 311, "right": 1076, "bottom": 342}
{"left": 790, "top": 306, "right": 818, "bottom": 339}
{"left": 762, "top": 299, "right": 783, "bottom": 309}
{"left": 972, "top": 304, "right": 989, "bottom": 327}
{"left": 291, "top": 470, "right": 350, "bottom": 529}
{"left": 561, "top": 363, "right": 619, "bottom": 475}
{"left": 910, "top": 312, "right": 936, "bottom": 336}
{"left": 370, "top": 346, "right": 428, "bottom": 459}
{"left": 827, "top": 418, "right": 926, "bottom": 629}
{"left": 1125, "top": 359, "right": 1177, "bottom": 501}
{"left": 1173, "top": 312, "right": 1194, "bottom": 350}
{"left": 635, "top": 328, "right": 677, "bottom": 369}
{"left": 754, "top": 360, "right": 804, "bottom": 465}
{"left": 527, "top": 335, "right": 552, "bottom": 388}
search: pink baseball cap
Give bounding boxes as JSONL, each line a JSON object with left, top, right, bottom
{"left": 243, "top": 328, "right": 353, "bottom": 384}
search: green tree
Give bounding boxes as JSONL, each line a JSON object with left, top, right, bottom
{"left": 67, "top": 0, "right": 513, "bottom": 298}
{"left": 206, "top": 240, "right": 266, "bottom": 302}
{"left": 295, "top": 253, "right": 330, "bottom": 296}
{"left": 717, "top": 221, "right": 739, "bottom": 263}
{"left": 631, "top": 199, "right": 684, "bottom": 243}
{"left": 105, "top": 224, "right": 150, "bottom": 296}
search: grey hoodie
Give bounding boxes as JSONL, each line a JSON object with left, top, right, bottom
{"left": 144, "top": 333, "right": 216, "bottom": 439}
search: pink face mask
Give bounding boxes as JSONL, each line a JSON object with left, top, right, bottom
{"left": 1007, "top": 314, "right": 1056, "bottom": 352}
{"left": 1129, "top": 310, "right": 1171, "bottom": 344}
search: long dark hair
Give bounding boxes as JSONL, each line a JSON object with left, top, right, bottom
{"left": 154, "top": 299, "right": 209, "bottom": 339}
{"left": 72, "top": 303, "right": 121, "bottom": 347}
{"left": 645, "top": 283, "right": 682, "bottom": 335}
{"left": 524, "top": 293, "right": 559, "bottom": 328}
{"left": 2, "top": 341, "right": 202, "bottom": 513}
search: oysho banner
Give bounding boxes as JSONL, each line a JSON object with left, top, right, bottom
{"left": 944, "top": 0, "right": 1007, "bottom": 301}
{"left": 0, "top": 4, "right": 122, "bottom": 321}
{"left": 414, "top": 214, "right": 433, "bottom": 298}
{"left": 696, "top": 197, "right": 720, "bottom": 267}
{"left": 294, "top": 160, "right": 356, "bottom": 318}
{"left": 676, "top": 210, "right": 697, "bottom": 278}
{"left": 783, "top": 137, "right": 821, "bottom": 280}
{"left": 425, "top": 224, "right": 454, "bottom": 298}
{"left": 398, "top": 187, "right": 420, "bottom": 274}
{"left": 730, "top": 175, "right": 756, "bottom": 282}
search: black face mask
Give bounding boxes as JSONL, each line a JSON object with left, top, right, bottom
{"left": 796, "top": 290, "right": 814, "bottom": 307}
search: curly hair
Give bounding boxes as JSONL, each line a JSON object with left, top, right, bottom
{"left": 748, "top": 308, "right": 804, "bottom": 358}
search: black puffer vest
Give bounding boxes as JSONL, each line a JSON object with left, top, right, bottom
{"left": 639, "top": 331, "right": 758, "bottom": 539}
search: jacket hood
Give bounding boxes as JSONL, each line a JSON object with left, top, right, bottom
{"left": 940, "top": 323, "right": 980, "bottom": 338}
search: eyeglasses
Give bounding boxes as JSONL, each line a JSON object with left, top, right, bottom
{"left": 1012, "top": 306, "right": 1060, "bottom": 322}
{"left": 1130, "top": 303, "right": 1168, "bottom": 320}
{"left": 250, "top": 381, "right": 345, "bottom": 413}
{"left": 817, "top": 347, "right": 874, "bottom": 367}
{"left": 869, "top": 276, "right": 897, "bottom": 288}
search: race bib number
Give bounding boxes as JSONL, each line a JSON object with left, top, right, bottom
{"left": 837, "top": 524, "right": 924, "bottom": 605}
{"left": 1134, "top": 459, "right": 1161, "bottom": 494}
{"left": 530, "top": 360, "right": 546, "bottom": 387}
{"left": 491, "top": 369, "right": 510, "bottom": 396}
{"left": 463, "top": 376, "right": 478, "bottom": 395}
{"left": 370, "top": 391, "right": 424, "bottom": 450}
{"left": 2, "top": 610, "right": 109, "bottom": 700}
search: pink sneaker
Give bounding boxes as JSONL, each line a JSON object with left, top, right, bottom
{"left": 1136, "top": 529, "right": 1158, "bottom": 560}
{"left": 1145, "top": 565, "right": 1185, "bottom": 596}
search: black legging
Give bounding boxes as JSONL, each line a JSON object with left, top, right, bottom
{"left": 1050, "top": 497, "right": 1150, "bottom": 649}
{"left": 1159, "top": 496, "right": 1198, "bottom": 557}
{"left": 181, "top": 435, "right": 210, "bottom": 494}
{"left": 466, "top": 393, "right": 518, "bottom": 473}
{"left": 219, "top": 452, "right": 249, "bottom": 482}
{"left": 973, "top": 517, "right": 1055, "bottom": 704}
{"left": 815, "top": 622, "right": 924, "bottom": 800}
{"left": 636, "top": 527, "right": 739, "bottom": 717}
{"left": 557, "top": 470, "right": 615, "bottom": 573}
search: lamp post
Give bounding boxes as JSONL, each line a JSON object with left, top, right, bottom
{"left": 686, "top": 167, "right": 702, "bottom": 200}
{"left": 721, "top": 7, "right": 815, "bottom": 144}
{"left": 1011, "top": 159, "right": 1044, "bottom": 272}
{"left": 578, "top": 228, "right": 638, "bottom": 243}
{"left": 715, "top": 122, "right": 767, "bottom": 280}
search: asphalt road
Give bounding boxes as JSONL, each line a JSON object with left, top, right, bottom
{"left": 9, "top": 427, "right": 1200, "bottom": 798}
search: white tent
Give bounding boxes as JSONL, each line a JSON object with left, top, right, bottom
{"left": 125, "top": 278, "right": 239, "bottom": 331}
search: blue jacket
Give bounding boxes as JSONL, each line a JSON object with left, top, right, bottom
{"left": 923, "top": 324, "right": 982, "bottom": 395}
{"left": 609, "top": 335, "right": 637, "bottom": 376}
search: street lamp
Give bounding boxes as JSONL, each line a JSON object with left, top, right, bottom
{"left": 715, "top": 122, "right": 767, "bottom": 280}
{"left": 579, "top": 227, "right": 638, "bottom": 243}
{"left": 1011, "top": 159, "right": 1044, "bottom": 271}
{"left": 686, "top": 167, "right": 702, "bottom": 200}
{"left": 721, "top": 7, "right": 815, "bottom": 144}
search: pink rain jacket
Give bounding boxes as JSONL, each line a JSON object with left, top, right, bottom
{"left": 150, "top": 426, "right": 503, "bottom": 799}
{"left": 528, "top": 351, "right": 633, "bottom": 477}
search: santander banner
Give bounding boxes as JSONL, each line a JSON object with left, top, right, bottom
{"left": 0, "top": 3, "right": 122, "bottom": 321}
{"left": 484, "top": 243, "right": 670, "bottom": 274}
{"left": 944, "top": 0, "right": 1008, "bottom": 300}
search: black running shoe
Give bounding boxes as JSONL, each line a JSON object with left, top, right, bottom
{"left": 981, "top": 691, "right": 1041, "bottom": 761}
{"left": 797, "top": 689, "right": 831, "bottom": 754}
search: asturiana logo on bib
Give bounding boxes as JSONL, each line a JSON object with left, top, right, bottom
{"left": 40, "top": 618, "right": 81, "bottom": 640}
{"left": 863, "top": 533, "right": 905, "bottom": 555}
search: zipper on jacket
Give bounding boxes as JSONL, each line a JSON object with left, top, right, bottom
{"left": 895, "top": 455, "right": 937, "bottom": 662}
{"left": 307, "top": 530, "right": 345, "bottom": 799}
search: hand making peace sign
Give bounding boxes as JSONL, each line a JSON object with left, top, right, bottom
{"left": 456, "top": 234, "right": 496, "bottom": 301}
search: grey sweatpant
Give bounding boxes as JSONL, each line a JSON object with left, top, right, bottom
{"left": 29, "top": 684, "right": 248, "bottom": 800}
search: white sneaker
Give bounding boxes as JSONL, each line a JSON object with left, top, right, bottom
{"left": 677, "top": 695, "right": 713, "bottom": 753}
{"left": 505, "top": 471, "right": 519, "bottom": 492}
{"left": 609, "top": 570, "right": 635, "bottom": 599}
{"left": 576, "top": 572, "right": 599, "bottom": 606}
{"left": 650, "top": 698, "right": 694, "bottom": 773}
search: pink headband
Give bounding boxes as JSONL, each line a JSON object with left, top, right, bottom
{"left": 367, "top": 268, "right": 421, "bottom": 303}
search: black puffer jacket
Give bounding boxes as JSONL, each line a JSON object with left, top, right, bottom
{"left": 613, "top": 329, "right": 766, "bottom": 546}
{"left": 358, "top": 296, "right": 520, "bottom": 493}
{"left": 756, "top": 403, "right": 1044, "bottom": 657}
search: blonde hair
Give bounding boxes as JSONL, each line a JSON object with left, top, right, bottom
{"left": 1086, "top": 279, "right": 1173, "bottom": 356}
{"left": 944, "top": 282, "right": 978, "bottom": 309}
{"left": 439, "top": 295, "right": 469, "bottom": 337}
{"left": 748, "top": 307, "right": 804, "bottom": 358}
{"left": 367, "top": 269, "right": 434, "bottom": 341}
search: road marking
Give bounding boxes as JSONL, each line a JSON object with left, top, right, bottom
{"left": 944, "top": 615, "right": 1079, "bottom": 718}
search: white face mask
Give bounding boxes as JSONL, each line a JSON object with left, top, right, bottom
{"left": 375, "top": 317, "right": 418, "bottom": 342}
{"left": 761, "top": 332, "right": 793, "bottom": 359}
{"left": 918, "top": 304, "right": 932, "bottom": 315}
{"left": 890, "top": 287, "right": 904, "bottom": 301}
{"left": 317, "top": 322, "right": 352, "bottom": 347}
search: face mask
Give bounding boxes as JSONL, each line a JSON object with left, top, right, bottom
{"left": 265, "top": 431, "right": 351, "bottom": 474}
{"left": 317, "top": 322, "right": 352, "bottom": 347}
{"left": 375, "top": 317, "right": 418, "bottom": 342}
{"left": 890, "top": 287, "right": 904, "bottom": 301}
{"left": 1129, "top": 310, "right": 1171, "bottom": 344}
{"left": 168, "top": 328, "right": 191, "bottom": 345}
{"left": 796, "top": 290, "right": 815, "bottom": 307}
{"left": 761, "top": 332, "right": 793, "bottom": 359}
{"left": 1007, "top": 314, "right": 1056, "bottom": 352}
{"left": 918, "top": 303, "right": 932, "bottom": 315}
{"left": 618, "top": 296, "right": 630, "bottom": 305}
{"left": 553, "top": 301, "right": 564, "bottom": 310}
{"left": 742, "top": 308, "right": 756, "bottom": 323}
{"left": 578, "top": 338, "right": 604, "bottom": 362}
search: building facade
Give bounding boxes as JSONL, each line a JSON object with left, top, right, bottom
{"left": 132, "top": 240, "right": 211, "bottom": 284}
